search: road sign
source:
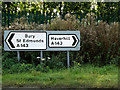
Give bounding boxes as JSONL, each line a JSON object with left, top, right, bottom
{"left": 4, "top": 31, "right": 80, "bottom": 51}
{"left": 48, "top": 34, "right": 79, "bottom": 48}
{"left": 5, "top": 31, "right": 46, "bottom": 50}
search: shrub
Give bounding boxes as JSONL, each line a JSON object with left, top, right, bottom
{"left": 35, "top": 64, "right": 50, "bottom": 72}
{"left": 46, "top": 53, "right": 65, "bottom": 69}
{"left": 2, "top": 13, "right": 119, "bottom": 67}
{"left": 2, "top": 51, "right": 18, "bottom": 70}
{"left": 46, "top": 13, "right": 119, "bottom": 66}
{"left": 2, "top": 63, "right": 34, "bottom": 74}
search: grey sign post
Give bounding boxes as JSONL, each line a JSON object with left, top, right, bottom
{"left": 67, "top": 51, "right": 70, "bottom": 68}
{"left": 40, "top": 51, "right": 43, "bottom": 64}
{"left": 17, "top": 51, "right": 20, "bottom": 62}
{"left": 4, "top": 30, "right": 80, "bottom": 68}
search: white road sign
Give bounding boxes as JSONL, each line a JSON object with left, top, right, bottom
{"left": 4, "top": 31, "right": 80, "bottom": 51}
{"left": 5, "top": 31, "right": 47, "bottom": 50}
{"left": 48, "top": 34, "right": 79, "bottom": 48}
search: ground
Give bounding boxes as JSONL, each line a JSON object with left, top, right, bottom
{"left": 2, "top": 64, "right": 118, "bottom": 88}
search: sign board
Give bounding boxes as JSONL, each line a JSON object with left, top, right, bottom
{"left": 49, "top": 34, "right": 78, "bottom": 48}
{"left": 4, "top": 30, "right": 80, "bottom": 51}
{"left": 5, "top": 31, "right": 46, "bottom": 50}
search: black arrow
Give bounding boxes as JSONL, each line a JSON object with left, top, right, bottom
{"left": 8, "top": 33, "right": 15, "bottom": 48}
{"left": 72, "top": 36, "right": 77, "bottom": 46}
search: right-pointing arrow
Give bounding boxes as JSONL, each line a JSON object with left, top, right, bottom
{"left": 72, "top": 36, "right": 77, "bottom": 46}
{"left": 8, "top": 33, "right": 15, "bottom": 48}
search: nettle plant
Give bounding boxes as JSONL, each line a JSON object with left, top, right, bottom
{"left": 2, "top": 13, "right": 119, "bottom": 66}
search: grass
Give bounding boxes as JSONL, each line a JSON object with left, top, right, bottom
{"left": 2, "top": 64, "right": 118, "bottom": 88}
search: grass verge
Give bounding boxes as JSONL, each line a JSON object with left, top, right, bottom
{"left": 2, "top": 64, "right": 118, "bottom": 88}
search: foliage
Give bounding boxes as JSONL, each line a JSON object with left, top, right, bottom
{"left": 2, "top": 2, "right": 120, "bottom": 27}
{"left": 45, "top": 13, "right": 119, "bottom": 66}
{"left": 63, "top": 2, "right": 91, "bottom": 14}
{"left": 1, "top": 2, "right": 119, "bottom": 88}
{"left": 97, "top": 2, "right": 120, "bottom": 23}
{"left": 3, "top": 64, "right": 118, "bottom": 88}
{"left": 2, "top": 63, "right": 34, "bottom": 74}
{"left": 2, "top": 12, "right": 119, "bottom": 70}
{"left": 35, "top": 64, "right": 50, "bottom": 72}
{"left": 2, "top": 51, "right": 18, "bottom": 69}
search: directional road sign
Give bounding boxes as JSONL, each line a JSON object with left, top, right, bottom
{"left": 48, "top": 34, "right": 79, "bottom": 48}
{"left": 4, "top": 31, "right": 46, "bottom": 50}
{"left": 4, "top": 31, "right": 80, "bottom": 51}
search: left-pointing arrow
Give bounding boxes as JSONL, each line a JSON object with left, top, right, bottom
{"left": 8, "top": 33, "right": 15, "bottom": 48}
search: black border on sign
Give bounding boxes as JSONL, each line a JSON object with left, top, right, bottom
{"left": 5, "top": 31, "right": 47, "bottom": 50}
{"left": 48, "top": 34, "right": 79, "bottom": 48}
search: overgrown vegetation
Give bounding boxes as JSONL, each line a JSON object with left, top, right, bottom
{"left": 1, "top": 2, "right": 119, "bottom": 88}
{"left": 2, "top": 2, "right": 120, "bottom": 27}
{"left": 2, "top": 13, "right": 119, "bottom": 71}
{"left": 2, "top": 64, "right": 118, "bottom": 88}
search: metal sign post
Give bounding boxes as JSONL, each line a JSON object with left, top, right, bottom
{"left": 40, "top": 51, "right": 43, "bottom": 64}
{"left": 17, "top": 51, "right": 20, "bottom": 62}
{"left": 67, "top": 51, "right": 70, "bottom": 68}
